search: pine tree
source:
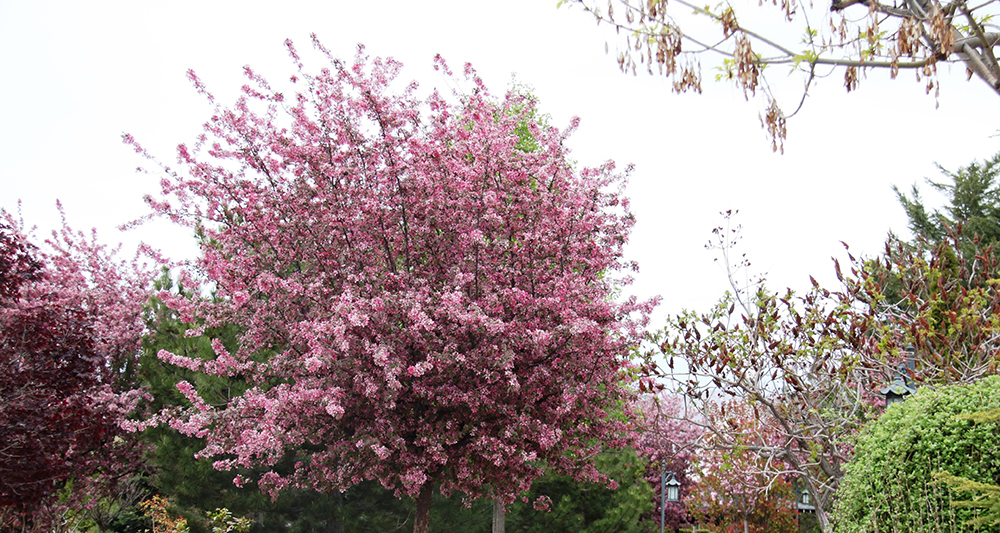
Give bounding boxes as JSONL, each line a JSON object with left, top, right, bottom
{"left": 894, "top": 152, "right": 1000, "bottom": 252}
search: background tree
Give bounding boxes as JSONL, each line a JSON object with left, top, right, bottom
{"left": 0, "top": 223, "right": 103, "bottom": 514}
{"left": 0, "top": 212, "right": 156, "bottom": 532}
{"left": 849, "top": 224, "right": 1000, "bottom": 385}
{"left": 894, "top": 152, "right": 1000, "bottom": 259}
{"left": 648, "top": 212, "right": 883, "bottom": 533}
{"left": 859, "top": 153, "right": 1000, "bottom": 364}
{"left": 504, "top": 449, "right": 656, "bottom": 533}
{"left": 686, "top": 401, "right": 799, "bottom": 533}
{"left": 634, "top": 393, "right": 700, "bottom": 531}
{"left": 562, "top": 0, "right": 1000, "bottom": 150}
{"left": 833, "top": 375, "right": 1000, "bottom": 532}
{"left": 135, "top": 38, "right": 653, "bottom": 533}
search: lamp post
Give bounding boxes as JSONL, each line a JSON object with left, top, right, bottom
{"left": 661, "top": 462, "right": 680, "bottom": 533}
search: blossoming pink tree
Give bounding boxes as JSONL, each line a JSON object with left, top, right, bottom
{"left": 635, "top": 393, "right": 701, "bottom": 531}
{"left": 687, "top": 400, "right": 799, "bottom": 533}
{"left": 0, "top": 210, "right": 156, "bottom": 531}
{"left": 136, "top": 37, "right": 654, "bottom": 533}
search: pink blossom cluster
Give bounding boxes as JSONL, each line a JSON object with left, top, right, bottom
{"left": 3, "top": 206, "right": 160, "bottom": 370}
{"left": 138, "top": 38, "right": 655, "bottom": 506}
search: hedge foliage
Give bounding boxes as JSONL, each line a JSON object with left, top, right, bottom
{"left": 834, "top": 376, "right": 1000, "bottom": 532}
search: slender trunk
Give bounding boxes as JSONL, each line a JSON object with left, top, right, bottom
{"left": 816, "top": 505, "right": 833, "bottom": 533}
{"left": 743, "top": 516, "right": 749, "bottom": 533}
{"left": 414, "top": 483, "right": 433, "bottom": 533}
{"left": 812, "top": 491, "right": 833, "bottom": 533}
{"left": 492, "top": 500, "right": 505, "bottom": 533}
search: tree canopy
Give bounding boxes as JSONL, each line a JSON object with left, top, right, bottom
{"left": 845, "top": 153, "right": 1000, "bottom": 386}
{"left": 0, "top": 223, "right": 101, "bottom": 511}
{"left": 134, "top": 38, "right": 654, "bottom": 533}
{"left": 633, "top": 393, "right": 700, "bottom": 531}
{"left": 649, "top": 212, "right": 882, "bottom": 533}
{"left": 686, "top": 400, "right": 800, "bottom": 533}
{"left": 895, "top": 151, "right": 1000, "bottom": 249}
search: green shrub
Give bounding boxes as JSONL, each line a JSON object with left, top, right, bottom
{"left": 834, "top": 376, "right": 1000, "bottom": 532}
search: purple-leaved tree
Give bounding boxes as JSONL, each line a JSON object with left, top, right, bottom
{"left": 134, "top": 38, "right": 655, "bottom": 533}
{"left": 0, "top": 210, "right": 156, "bottom": 532}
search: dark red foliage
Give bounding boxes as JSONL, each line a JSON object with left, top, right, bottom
{"left": 0, "top": 226, "right": 115, "bottom": 508}
{"left": 0, "top": 226, "right": 41, "bottom": 299}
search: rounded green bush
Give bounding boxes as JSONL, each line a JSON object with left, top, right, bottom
{"left": 834, "top": 375, "right": 1000, "bottom": 532}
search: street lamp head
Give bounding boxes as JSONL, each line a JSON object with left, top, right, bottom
{"left": 665, "top": 472, "right": 681, "bottom": 502}
{"left": 880, "top": 365, "right": 916, "bottom": 408}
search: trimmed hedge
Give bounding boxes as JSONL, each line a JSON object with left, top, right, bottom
{"left": 834, "top": 376, "right": 1000, "bottom": 532}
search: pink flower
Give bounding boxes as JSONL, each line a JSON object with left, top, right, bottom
{"left": 325, "top": 401, "right": 345, "bottom": 419}
{"left": 533, "top": 495, "right": 552, "bottom": 512}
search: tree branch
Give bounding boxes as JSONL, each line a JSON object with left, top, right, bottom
{"left": 962, "top": 2, "right": 1000, "bottom": 85}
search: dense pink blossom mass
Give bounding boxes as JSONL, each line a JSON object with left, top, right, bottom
{"left": 136, "top": 37, "right": 655, "bottom": 526}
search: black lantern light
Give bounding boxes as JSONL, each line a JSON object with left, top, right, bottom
{"left": 880, "top": 363, "right": 916, "bottom": 408}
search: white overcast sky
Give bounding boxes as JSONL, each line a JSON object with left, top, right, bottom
{"left": 1, "top": 1, "right": 996, "bottom": 324}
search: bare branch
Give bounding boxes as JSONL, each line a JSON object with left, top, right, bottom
{"left": 565, "top": 0, "right": 1000, "bottom": 146}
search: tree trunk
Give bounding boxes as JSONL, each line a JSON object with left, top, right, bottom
{"left": 816, "top": 505, "right": 833, "bottom": 533}
{"left": 492, "top": 499, "right": 505, "bottom": 533}
{"left": 811, "top": 492, "right": 833, "bottom": 533}
{"left": 414, "top": 483, "right": 433, "bottom": 533}
{"left": 742, "top": 516, "right": 749, "bottom": 533}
